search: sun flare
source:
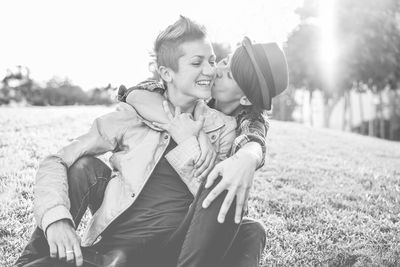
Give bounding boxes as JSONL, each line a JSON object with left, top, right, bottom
{"left": 318, "top": 0, "right": 337, "bottom": 89}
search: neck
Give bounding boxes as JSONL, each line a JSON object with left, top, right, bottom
{"left": 214, "top": 100, "right": 241, "bottom": 116}
{"left": 166, "top": 86, "right": 197, "bottom": 114}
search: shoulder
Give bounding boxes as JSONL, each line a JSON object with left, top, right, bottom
{"left": 237, "top": 109, "right": 269, "bottom": 130}
{"left": 95, "top": 103, "right": 141, "bottom": 129}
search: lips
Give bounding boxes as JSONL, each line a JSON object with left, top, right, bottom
{"left": 196, "top": 80, "right": 212, "bottom": 86}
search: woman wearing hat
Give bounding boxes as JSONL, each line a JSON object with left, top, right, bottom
{"left": 118, "top": 36, "right": 289, "bottom": 266}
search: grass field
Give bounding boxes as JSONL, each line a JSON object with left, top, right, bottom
{"left": 1, "top": 106, "right": 400, "bottom": 267}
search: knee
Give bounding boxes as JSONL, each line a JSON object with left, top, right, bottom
{"left": 68, "top": 156, "right": 103, "bottom": 184}
{"left": 106, "top": 249, "right": 129, "bottom": 267}
{"left": 242, "top": 219, "right": 267, "bottom": 248}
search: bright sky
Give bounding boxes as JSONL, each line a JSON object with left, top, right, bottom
{"left": 0, "top": 0, "right": 302, "bottom": 89}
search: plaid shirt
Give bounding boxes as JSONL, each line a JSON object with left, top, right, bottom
{"left": 118, "top": 80, "right": 268, "bottom": 168}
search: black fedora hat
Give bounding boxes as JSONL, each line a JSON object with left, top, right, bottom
{"left": 240, "top": 37, "right": 289, "bottom": 110}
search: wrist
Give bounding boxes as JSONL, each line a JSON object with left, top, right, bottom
{"left": 235, "top": 150, "right": 259, "bottom": 168}
{"left": 46, "top": 219, "right": 74, "bottom": 236}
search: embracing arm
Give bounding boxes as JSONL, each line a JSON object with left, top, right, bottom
{"left": 165, "top": 116, "right": 237, "bottom": 195}
{"left": 119, "top": 81, "right": 170, "bottom": 124}
{"left": 231, "top": 113, "right": 269, "bottom": 168}
{"left": 126, "top": 90, "right": 170, "bottom": 124}
{"left": 202, "top": 113, "right": 269, "bottom": 223}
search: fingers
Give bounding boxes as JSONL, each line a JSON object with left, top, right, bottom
{"left": 196, "top": 150, "right": 217, "bottom": 179}
{"left": 205, "top": 164, "right": 221, "bottom": 189}
{"left": 218, "top": 190, "right": 236, "bottom": 224}
{"left": 195, "top": 132, "right": 208, "bottom": 168}
{"left": 49, "top": 241, "right": 58, "bottom": 258}
{"left": 56, "top": 242, "right": 66, "bottom": 261}
{"left": 73, "top": 243, "right": 83, "bottom": 267}
{"left": 66, "top": 245, "right": 74, "bottom": 263}
{"left": 162, "top": 101, "right": 174, "bottom": 121}
{"left": 202, "top": 180, "right": 225, "bottom": 209}
{"left": 195, "top": 149, "right": 207, "bottom": 169}
{"left": 198, "top": 151, "right": 217, "bottom": 180}
{"left": 152, "top": 122, "right": 169, "bottom": 131}
{"left": 197, "top": 115, "right": 205, "bottom": 127}
{"left": 175, "top": 105, "right": 181, "bottom": 116}
{"left": 195, "top": 151, "right": 212, "bottom": 177}
{"left": 234, "top": 188, "right": 246, "bottom": 224}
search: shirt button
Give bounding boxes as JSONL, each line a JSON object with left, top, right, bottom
{"left": 164, "top": 135, "right": 169, "bottom": 140}
{"left": 131, "top": 193, "right": 136, "bottom": 198}
{"left": 211, "top": 135, "right": 216, "bottom": 141}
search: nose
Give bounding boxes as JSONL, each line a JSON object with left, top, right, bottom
{"left": 202, "top": 61, "right": 216, "bottom": 78}
{"left": 216, "top": 67, "right": 223, "bottom": 78}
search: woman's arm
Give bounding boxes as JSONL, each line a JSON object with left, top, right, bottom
{"left": 202, "top": 113, "right": 269, "bottom": 223}
{"left": 231, "top": 113, "right": 269, "bottom": 168}
{"left": 126, "top": 90, "right": 170, "bottom": 124}
{"left": 118, "top": 81, "right": 171, "bottom": 124}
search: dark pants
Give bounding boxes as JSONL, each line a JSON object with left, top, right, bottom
{"left": 15, "top": 156, "right": 266, "bottom": 267}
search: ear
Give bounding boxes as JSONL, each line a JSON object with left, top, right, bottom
{"left": 158, "top": 66, "right": 173, "bottom": 83}
{"left": 239, "top": 96, "right": 252, "bottom": 106}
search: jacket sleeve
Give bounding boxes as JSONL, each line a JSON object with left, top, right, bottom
{"left": 231, "top": 113, "right": 269, "bottom": 169}
{"left": 165, "top": 117, "right": 237, "bottom": 194}
{"left": 34, "top": 104, "right": 138, "bottom": 233}
{"left": 117, "top": 80, "right": 165, "bottom": 102}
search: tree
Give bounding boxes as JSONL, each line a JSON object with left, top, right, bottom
{"left": 284, "top": 0, "right": 400, "bottom": 128}
{"left": 286, "top": 0, "right": 400, "bottom": 92}
{"left": 1, "top": 65, "right": 34, "bottom": 104}
{"left": 42, "top": 77, "right": 88, "bottom": 105}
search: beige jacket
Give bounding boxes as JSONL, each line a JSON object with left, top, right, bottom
{"left": 34, "top": 101, "right": 236, "bottom": 246}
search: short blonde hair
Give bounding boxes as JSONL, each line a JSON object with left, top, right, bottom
{"left": 154, "top": 16, "right": 207, "bottom": 72}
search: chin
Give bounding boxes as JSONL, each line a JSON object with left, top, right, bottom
{"left": 198, "top": 92, "right": 211, "bottom": 100}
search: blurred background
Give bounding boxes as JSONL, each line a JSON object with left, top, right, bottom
{"left": 1, "top": 0, "right": 399, "bottom": 141}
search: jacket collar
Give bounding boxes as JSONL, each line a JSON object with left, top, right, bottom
{"left": 138, "top": 99, "right": 225, "bottom": 133}
{"left": 193, "top": 100, "right": 225, "bottom": 133}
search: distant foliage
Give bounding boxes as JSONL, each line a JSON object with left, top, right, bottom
{"left": 285, "top": 0, "right": 400, "bottom": 92}
{"left": 0, "top": 67, "right": 116, "bottom": 106}
{"left": 280, "top": 0, "right": 400, "bottom": 141}
{"left": 41, "top": 78, "right": 88, "bottom": 106}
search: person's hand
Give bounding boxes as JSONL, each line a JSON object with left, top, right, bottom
{"left": 46, "top": 219, "right": 83, "bottom": 266}
{"left": 202, "top": 151, "right": 258, "bottom": 224}
{"left": 153, "top": 101, "right": 205, "bottom": 144}
{"left": 194, "top": 131, "right": 217, "bottom": 180}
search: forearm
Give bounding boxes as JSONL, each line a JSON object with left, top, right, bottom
{"left": 34, "top": 155, "right": 74, "bottom": 232}
{"left": 126, "top": 90, "right": 170, "bottom": 124}
{"left": 33, "top": 114, "right": 118, "bottom": 232}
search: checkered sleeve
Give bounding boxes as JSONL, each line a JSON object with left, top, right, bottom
{"left": 117, "top": 80, "right": 165, "bottom": 102}
{"left": 231, "top": 113, "right": 269, "bottom": 169}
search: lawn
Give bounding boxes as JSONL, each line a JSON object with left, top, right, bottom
{"left": 1, "top": 106, "right": 400, "bottom": 266}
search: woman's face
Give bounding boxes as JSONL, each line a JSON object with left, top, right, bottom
{"left": 212, "top": 54, "right": 245, "bottom": 104}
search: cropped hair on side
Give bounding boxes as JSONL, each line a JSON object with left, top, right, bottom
{"left": 154, "top": 15, "right": 207, "bottom": 72}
